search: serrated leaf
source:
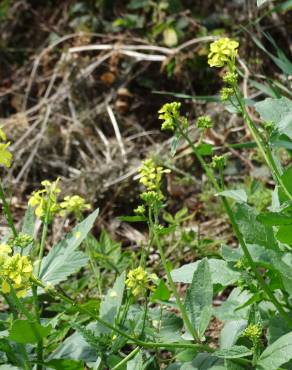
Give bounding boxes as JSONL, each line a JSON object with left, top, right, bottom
{"left": 217, "top": 189, "right": 247, "bottom": 203}
{"left": 257, "top": 332, "right": 292, "bottom": 370}
{"left": 39, "top": 209, "right": 99, "bottom": 286}
{"left": 9, "top": 319, "right": 51, "bottom": 344}
{"left": 185, "top": 259, "right": 213, "bottom": 339}
{"left": 171, "top": 259, "right": 240, "bottom": 286}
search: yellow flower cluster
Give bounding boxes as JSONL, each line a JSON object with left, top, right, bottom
{"left": 29, "top": 179, "right": 61, "bottom": 219}
{"left": 0, "top": 244, "right": 33, "bottom": 298}
{"left": 125, "top": 266, "right": 158, "bottom": 297}
{"left": 28, "top": 179, "right": 91, "bottom": 221}
{"left": 0, "top": 128, "right": 12, "bottom": 168}
{"left": 138, "top": 158, "right": 170, "bottom": 208}
{"left": 139, "top": 158, "right": 170, "bottom": 192}
{"left": 208, "top": 38, "right": 239, "bottom": 68}
{"left": 158, "top": 102, "right": 188, "bottom": 132}
{"left": 158, "top": 102, "right": 181, "bottom": 131}
{"left": 60, "top": 195, "right": 91, "bottom": 217}
{"left": 243, "top": 324, "right": 262, "bottom": 340}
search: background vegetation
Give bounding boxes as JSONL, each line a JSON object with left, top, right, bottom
{"left": 0, "top": 0, "right": 292, "bottom": 369}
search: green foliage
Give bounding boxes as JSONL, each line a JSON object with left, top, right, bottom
{"left": 185, "top": 259, "right": 213, "bottom": 339}
{"left": 9, "top": 320, "right": 51, "bottom": 344}
{"left": 39, "top": 209, "right": 99, "bottom": 286}
{"left": 1, "top": 5, "right": 292, "bottom": 369}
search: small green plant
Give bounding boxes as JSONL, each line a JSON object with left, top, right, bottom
{"left": 1, "top": 31, "right": 292, "bottom": 370}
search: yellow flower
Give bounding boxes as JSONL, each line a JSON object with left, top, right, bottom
{"left": 0, "top": 253, "right": 33, "bottom": 297}
{"left": 243, "top": 324, "right": 262, "bottom": 340}
{"left": 158, "top": 102, "right": 181, "bottom": 131}
{"left": 59, "top": 195, "right": 91, "bottom": 217}
{"left": 0, "top": 142, "right": 12, "bottom": 168}
{"left": 28, "top": 179, "right": 61, "bottom": 220}
{"left": 208, "top": 38, "right": 239, "bottom": 68}
{"left": 126, "top": 266, "right": 158, "bottom": 297}
{"left": 139, "top": 159, "right": 170, "bottom": 192}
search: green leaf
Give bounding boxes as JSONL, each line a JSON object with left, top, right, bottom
{"left": 98, "top": 272, "right": 125, "bottom": 333}
{"left": 176, "top": 349, "right": 198, "bottom": 362}
{"left": 171, "top": 259, "right": 240, "bottom": 286}
{"left": 217, "top": 189, "right": 247, "bottom": 203}
{"left": 39, "top": 209, "right": 99, "bottom": 286}
{"left": 180, "top": 353, "right": 224, "bottom": 369}
{"left": 127, "top": 351, "right": 143, "bottom": 370}
{"left": 257, "top": 212, "right": 292, "bottom": 226}
{"left": 257, "top": 332, "right": 292, "bottom": 370}
{"left": 9, "top": 319, "right": 51, "bottom": 344}
{"left": 219, "top": 320, "right": 247, "bottom": 349}
{"left": 235, "top": 204, "right": 278, "bottom": 250}
{"left": 150, "top": 311, "right": 183, "bottom": 343}
{"left": 215, "top": 288, "right": 252, "bottom": 321}
{"left": 50, "top": 327, "right": 97, "bottom": 362}
{"left": 255, "top": 97, "right": 292, "bottom": 139}
{"left": 268, "top": 313, "right": 292, "bottom": 344}
{"left": 185, "top": 259, "right": 213, "bottom": 339}
{"left": 214, "top": 346, "right": 252, "bottom": 359}
{"left": 21, "top": 205, "right": 35, "bottom": 236}
{"left": 118, "top": 215, "right": 147, "bottom": 222}
{"left": 279, "top": 166, "right": 292, "bottom": 200}
{"left": 45, "top": 359, "right": 84, "bottom": 370}
{"left": 171, "top": 133, "right": 181, "bottom": 156}
{"left": 196, "top": 143, "right": 214, "bottom": 156}
{"left": 16, "top": 205, "right": 35, "bottom": 255}
{"left": 151, "top": 279, "right": 171, "bottom": 302}
{"left": 276, "top": 225, "right": 292, "bottom": 244}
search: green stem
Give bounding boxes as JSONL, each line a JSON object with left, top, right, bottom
{"left": 111, "top": 347, "right": 140, "bottom": 370}
{"left": 233, "top": 86, "right": 292, "bottom": 202}
{"left": 140, "top": 293, "right": 148, "bottom": 338}
{"left": 151, "top": 216, "right": 200, "bottom": 342}
{"left": 178, "top": 127, "right": 292, "bottom": 327}
{"left": 37, "top": 220, "right": 49, "bottom": 277}
{"left": 32, "top": 286, "right": 44, "bottom": 370}
{"left": 0, "top": 182, "right": 17, "bottom": 237}
{"left": 33, "top": 279, "right": 210, "bottom": 351}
